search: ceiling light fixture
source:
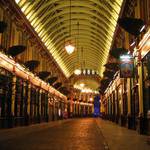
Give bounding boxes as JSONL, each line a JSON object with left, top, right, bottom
{"left": 15, "top": 0, "right": 20, "bottom": 4}
{"left": 65, "top": 44, "right": 75, "bottom": 54}
{"left": 90, "top": 98, "right": 93, "bottom": 101}
{"left": 80, "top": 83, "right": 85, "bottom": 87}
{"left": 74, "top": 69, "right": 81, "bottom": 75}
{"left": 65, "top": 0, "right": 75, "bottom": 54}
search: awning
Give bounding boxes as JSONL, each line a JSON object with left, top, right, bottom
{"left": 38, "top": 71, "right": 51, "bottom": 80}
{"left": 118, "top": 17, "right": 145, "bottom": 36}
{"left": 7, "top": 45, "right": 26, "bottom": 57}
{"left": 47, "top": 76, "right": 58, "bottom": 85}
{"left": 24, "top": 60, "right": 40, "bottom": 71}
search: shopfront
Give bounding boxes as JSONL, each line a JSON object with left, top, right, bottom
{"left": 139, "top": 28, "right": 150, "bottom": 134}
{"left": 0, "top": 68, "right": 13, "bottom": 128}
{"left": 142, "top": 51, "right": 150, "bottom": 134}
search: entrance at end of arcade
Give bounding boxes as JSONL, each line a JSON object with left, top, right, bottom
{"left": 94, "top": 95, "right": 100, "bottom": 117}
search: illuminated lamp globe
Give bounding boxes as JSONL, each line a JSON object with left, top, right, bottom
{"left": 74, "top": 69, "right": 81, "bottom": 75}
{"left": 65, "top": 44, "right": 75, "bottom": 54}
{"left": 90, "top": 98, "right": 93, "bottom": 102}
{"left": 15, "top": 0, "right": 20, "bottom": 3}
{"left": 80, "top": 83, "right": 85, "bottom": 87}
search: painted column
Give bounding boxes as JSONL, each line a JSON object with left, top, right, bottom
{"left": 120, "top": 81, "right": 125, "bottom": 126}
{"left": 138, "top": 62, "right": 143, "bottom": 114}
{"left": 120, "top": 81, "right": 123, "bottom": 115}
{"left": 78, "top": 102, "right": 80, "bottom": 116}
{"left": 22, "top": 81, "right": 26, "bottom": 116}
{"left": 127, "top": 79, "right": 131, "bottom": 115}
{"left": 47, "top": 93, "right": 50, "bottom": 121}
{"left": 36, "top": 88, "right": 40, "bottom": 123}
{"left": 45, "top": 91, "right": 49, "bottom": 122}
{"left": 87, "top": 105, "right": 89, "bottom": 116}
{"left": 39, "top": 89, "right": 42, "bottom": 116}
{"left": 137, "top": 62, "right": 145, "bottom": 134}
{"left": 53, "top": 97, "right": 55, "bottom": 120}
{"left": 27, "top": 84, "right": 31, "bottom": 119}
{"left": 11, "top": 76, "right": 16, "bottom": 117}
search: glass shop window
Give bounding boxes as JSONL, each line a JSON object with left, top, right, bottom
{"left": 29, "top": 86, "right": 34, "bottom": 117}
{"left": 112, "top": 91, "right": 116, "bottom": 114}
{"left": 0, "top": 68, "right": 12, "bottom": 117}
{"left": 143, "top": 52, "right": 150, "bottom": 81}
{"left": 118, "top": 86, "right": 122, "bottom": 115}
{"left": 15, "top": 78, "right": 24, "bottom": 117}
{"left": 41, "top": 92, "right": 46, "bottom": 116}
{"left": 142, "top": 52, "right": 150, "bottom": 115}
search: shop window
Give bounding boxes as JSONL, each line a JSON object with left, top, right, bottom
{"left": 112, "top": 91, "right": 116, "bottom": 115}
{"left": 0, "top": 68, "right": 12, "bottom": 117}
{"left": 30, "top": 86, "right": 36, "bottom": 117}
{"left": 142, "top": 52, "right": 150, "bottom": 116}
{"left": 117, "top": 86, "right": 122, "bottom": 115}
{"left": 15, "top": 78, "right": 24, "bottom": 117}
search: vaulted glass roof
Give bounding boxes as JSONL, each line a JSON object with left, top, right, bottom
{"left": 15, "top": 0, "right": 123, "bottom": 78}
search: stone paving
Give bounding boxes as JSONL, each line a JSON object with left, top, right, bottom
{"left": 96, "top": 118, "right": 150, "bottom": 150}
{"left": 0, "top": 118, "right": 106, "bottom": 150}
{"left": 0, "top": 118, "right": 149, "bottom": 150}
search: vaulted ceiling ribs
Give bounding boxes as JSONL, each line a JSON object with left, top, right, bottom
{"left": 15, "top": 0, "right": 123, "bottom": 78}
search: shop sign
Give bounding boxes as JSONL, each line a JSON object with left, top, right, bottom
{"left": 120, "top": 55, "right": 134, "bottom": 78}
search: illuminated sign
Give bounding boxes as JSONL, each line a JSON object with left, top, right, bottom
{"left": 120, "top": 54, "right": 134, "bottom": 78}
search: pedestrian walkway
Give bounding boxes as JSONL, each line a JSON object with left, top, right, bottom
{"left": 0, "top": 118, "right": 149, "bottom": 150}
{"left": 96, "top": 118, "right": 150, "bottom": 150}
{"left": 0, "top": 118, "right": 106, "bottom": 150}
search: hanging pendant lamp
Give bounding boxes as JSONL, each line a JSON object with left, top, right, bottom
{"left": 65, "top": 0, "right": 75, "bottom": 54}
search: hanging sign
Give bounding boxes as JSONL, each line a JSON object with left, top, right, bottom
{"left": 120, "top": 55, "right": 134, "bottom": 78}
